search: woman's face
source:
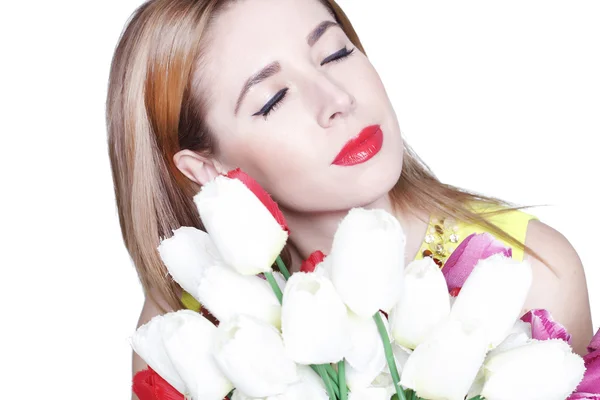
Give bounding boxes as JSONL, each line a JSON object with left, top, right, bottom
{"left": 197, "top": 0, "right": 404, "bottom": 213}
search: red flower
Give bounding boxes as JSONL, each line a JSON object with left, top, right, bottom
{"left": 132, "top": 367, "right": 184, "bottom": 400}
{"left": 226, "top": 168, "right": 289, "bottom": 233}
{"left": 133, "top": 368, "right": 231, "bottom": 400}
{"left": 300, "top": 250, "right": 326, "bottom": 273}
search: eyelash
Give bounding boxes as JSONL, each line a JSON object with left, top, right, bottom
{"left": 254, "top": 46, "right": 356, "bottom": 120}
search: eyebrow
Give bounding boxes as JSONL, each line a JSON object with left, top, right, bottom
{"left": 234, "top": 20, "right": 340, "bottom": 115}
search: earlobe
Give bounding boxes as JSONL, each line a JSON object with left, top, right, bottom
{"left": 173, "top": 149, "right": 222, "bottom": 186}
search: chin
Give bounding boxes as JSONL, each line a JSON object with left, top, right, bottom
{"left": 337, "top": 152, "right": 403, "bottom": 210}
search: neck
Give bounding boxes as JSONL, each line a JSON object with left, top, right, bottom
{"left": 281, "top": 194, "right": 431, "bottom": 273}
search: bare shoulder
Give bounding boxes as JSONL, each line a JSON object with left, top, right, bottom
{"left": 522, "top": 219, "right": 594, "bottom": 356}
{"left": 131, "top": 288, "right": 175, "bottom": 400}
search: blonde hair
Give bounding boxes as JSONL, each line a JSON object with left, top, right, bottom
{"left": 106, "top": 0, "right": 543, "bottom": 312}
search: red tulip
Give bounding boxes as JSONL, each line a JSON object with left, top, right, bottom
{"left": 226, "top": 168, "right": 289, "bottom": 233}
{"left": 133, "top": 367, "right": 233, "bottom": 400}
{"left": 132, "top": 367, "right": 184, "bottom": 400}
{"left": 300, "top": 250, "right": 325, "bottom": 273}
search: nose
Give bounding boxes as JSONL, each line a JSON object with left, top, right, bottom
{"left": 311, "top": 74, "right": 356, "bottom": 128}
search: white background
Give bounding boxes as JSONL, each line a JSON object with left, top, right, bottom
{"left": 0, "top": 1, "right": 598, "bottom": 398}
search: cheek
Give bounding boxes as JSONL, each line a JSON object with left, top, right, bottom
{"left": 218, "top": 134, "right": 312, "bottom": 190}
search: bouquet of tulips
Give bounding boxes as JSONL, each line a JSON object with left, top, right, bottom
{"left": 131, "top": 169, "right": 600, "bottom": 400}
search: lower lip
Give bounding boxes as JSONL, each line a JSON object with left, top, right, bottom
{"left": 332, "top": 125, "right": 383, "bottom": 166}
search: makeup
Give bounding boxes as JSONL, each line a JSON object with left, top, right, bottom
{"left": 332, "top": 124, "right": 383, "bottom": 166}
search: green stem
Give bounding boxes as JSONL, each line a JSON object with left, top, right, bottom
{"left": 468, "top": 396, "right": 485, "bottom": 400}
{"left": 264, "top": 272, "right": 283, "bottom": 304}
{"left": 276, "top": 256, "right": 291, "bottom": 280}
{"left": 338, "top": 360, "right": 347, "bottom": 400}
{"left": 314, "top": 364, "right": 339, "bottom": 400}
{"left": 373, "top": 312, "right": 407, "bottom": 400}
{"left": 325, "top": 364, "right": 339, "bottom": 386}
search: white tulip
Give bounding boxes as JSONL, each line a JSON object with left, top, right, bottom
{"left": 231, "top": 366, "right": 328, "bottom": 400}
{"left": 158, "top": 226, "right": 282, "bottom": 328}
{"left": 330, "top": 208, "right": 405, "bottom": 317}
{"left": 281, "top": 272, "right": 351, "bottom": 364}
{"left": 194, "top": 175, "right": 288, "bottom": 275}
{"left": 363, "top": 344, "right": 411, "bottom": 392}
{"left": 160, "top": 310, "right": 233, "bottom": 400}
{"left": 157, "top": 226, "right": 221, "bottom": 297}
{"left": 391, "top": 342, "right": 412, "bottom": 375}
{"left": 480, "top": 339, "right": 585, "bottom": 400}
{"left": 450, "top": 253, "right": 533, "bottom": 348}
{"left": 467, "top": 319, "right": 533, "bottom": 399}
{"left": 198, "top": 263, "right": 282, "bottom": 328}
{"left": 344, "top": 311, "right": 388, "bottom": 388}
{"left": 400, "top": 318, "right": 489, "bottom": 400}
{"left": 313, "top": 255, "right": 332, "bottom": 279}
{"left": 345, "top": 361, "right": 378, "bottom": 392}
{"left": 272, "top": 271, "right": 287, "bottom": 292}
{"left": 345, "top": 361, "right": 397, "bottom": 393}
{"left": 213, "top": 314, "right": 298, "bottom": 398}
{"left": 130, "top": 313, "right": 186, "bottom": 394}
{"left": 348, "top": 385, "right": 396, "bottom": 400}
{"left": 487, "top": 319, "right": 532, "bottom": 358}
{"left": 390, "top": 258, "right": 451, "bottom": 349}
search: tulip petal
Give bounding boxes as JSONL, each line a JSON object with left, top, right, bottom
{"left": 400, "top": 318, "right": 489, "bottom": 400}
{"left": 300, "top": 250, "right": 325, "bottom": 273}
{"left": 568, "top": 394, "right": 600, "bottom": 400}
{"left": 130, "top": 315, "right": 187, "bottom": 394}
{"left": 281, "top": 272, "right": 351, "bottom": 364}
{"left": 197, "top": 263, "right": 282, "bottom": 329}
{"left": 575, "top": 348, "right": 600, "bottom": 394}
{"left": 521, "top": 308, "right": 572, "bottom": 344}
{"left": 226, "top": 168, "right": 289, "bottom": 233}
{"left": 467, "top": 320, "right": 532, "bottom": 399}
{"left": 161, "top": 310, "right": 233, "bottom": 400}
{"left": 443, "top": 232, "right": 512, "bottom": 291}
{"left": 231, "top": 366, "right": 328, "bottom": 400}
{"left": 347, "top": 385, "right": 396, "bottom": 400}
{"left": 589, "top": 328, "right": 600, "bottom": 353}
{"left": 213, "top": 314, "right": 298, "bottom": 398}
{"left": 390, "top": 258, "right": 451, "bottom": 349}
{"left": 132, "top": 367, "right": 185, "bottom": 400}
{"left": 450, "top": 253, "right": 532, "bottom": 347}
{"left": 157, "top": 226, "right": 221, "bottom": 300}
{"left": 344, "top": 311, "right": 388, "bottom": 384}
{"left": 195, "top": 176, "right": 288, "bottom": 275}
{"left": 481, "top": 339, "right": 585, "bottom": 400}
{"left": 330, "top": 208, "right": 405, "bottom": 317}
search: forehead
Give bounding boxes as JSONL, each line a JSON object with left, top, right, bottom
{"left": 200, "top": 0, "right": 335, "bottom": 108}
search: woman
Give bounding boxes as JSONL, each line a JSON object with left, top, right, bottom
{"left": 105, "top": 0, "right": 593, "bottom": 397}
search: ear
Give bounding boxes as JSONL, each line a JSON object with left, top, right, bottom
{"left": 173, "top": 149, "right": 228, "bottom": 186}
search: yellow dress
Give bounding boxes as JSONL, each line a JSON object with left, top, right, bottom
{"left": 181, "top": 203, "right": 539, "bottom": 311}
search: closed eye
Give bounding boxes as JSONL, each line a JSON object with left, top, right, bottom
{"left": 253, "top": 46, "right": 356, "bottom": 120}
{"left": 320, "top": 46, "right": 355, "bottom": 66}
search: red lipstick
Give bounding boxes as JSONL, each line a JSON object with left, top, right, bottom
{"left": 332, "top": 124, "right": 383, "bottom": 166}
